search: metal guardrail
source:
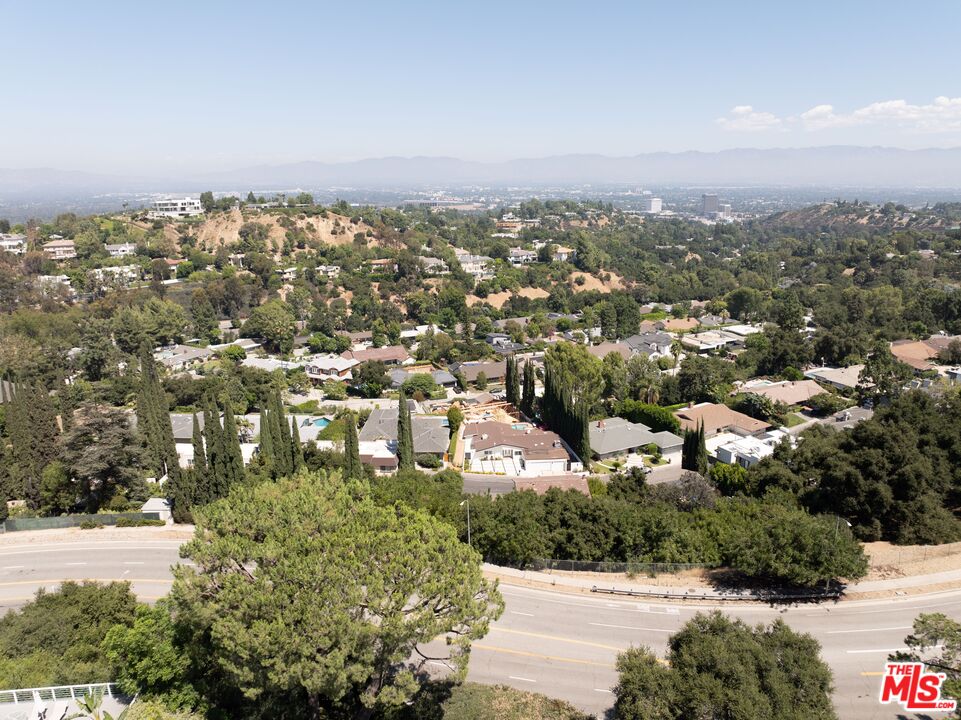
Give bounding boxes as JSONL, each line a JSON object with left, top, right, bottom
{"left": 591, "top": 585, "right": 842, "bottom": 602}
{"left": 0, "top": 683, "right": 117, "bottom": 704}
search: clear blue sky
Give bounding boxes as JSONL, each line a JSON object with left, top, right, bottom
{"left": 3, "top": 0, "right": 961, "bottom": 174}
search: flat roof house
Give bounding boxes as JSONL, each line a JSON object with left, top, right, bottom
{"left": 148, "top": 197, "right": 203, "bottom": 218}
{"left": 804, "top": 365, "right": 866, "bottom": 392}
{"left": 588, "top": 417, "right": 683, "bottom": 461}
{"left": 153, "top": 344, "right": 214, "bottom": 373}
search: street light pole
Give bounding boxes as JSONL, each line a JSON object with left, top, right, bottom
{"left": 460, "top": 499, "right": 471, "bottom": 547}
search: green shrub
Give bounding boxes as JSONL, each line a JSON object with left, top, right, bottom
{"left": 415, "top": 453, "right": 442, "bottom": 469}
{"left": 115, "top": 517, "right": 165, "bottom": 528}
{"left": 615, "top": 399, "right": 681, "bottom": 433}
{"left": 80, "top": 520, "right": 104, "bottom": 530}
{"left": 293, "top": 399, "right": 320, "bottom": 414}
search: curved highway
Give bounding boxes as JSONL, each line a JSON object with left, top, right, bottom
{"left": 0, "top": 539, "right": 955, "bottom": 719}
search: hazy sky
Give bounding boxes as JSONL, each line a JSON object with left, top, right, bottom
{"left": 3, "top": 0, "right": 961, "bottom": 174}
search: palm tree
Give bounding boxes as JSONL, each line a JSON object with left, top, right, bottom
{"left": 67, "top": 688, "right": 129, "bottom": 720}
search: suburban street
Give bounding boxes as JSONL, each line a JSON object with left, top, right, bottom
{"left": 0, "top": 537, "right": 955, "bottom": 719}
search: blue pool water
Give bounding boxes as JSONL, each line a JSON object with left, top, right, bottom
{"left": 313, "top": 418, "right": 331, "bottom": 428}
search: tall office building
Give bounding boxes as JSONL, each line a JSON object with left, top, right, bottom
{"left": 701, "top": 193, "right": 719, "bottom": 216}
{"left": 642, "top": 197, "right": 662, "bottom": 213}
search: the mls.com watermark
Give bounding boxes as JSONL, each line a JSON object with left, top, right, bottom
{"left": 879, "top": 662, "right": 957, "bottom": 712}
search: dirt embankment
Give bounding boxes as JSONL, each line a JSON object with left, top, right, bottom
{"left": 186, "top": 209, "right": 376, "bottom": 255}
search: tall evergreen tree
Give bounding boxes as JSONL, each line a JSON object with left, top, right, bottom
{"left": 291, "top": 415, "right": 304, "bottom": 473}
{"left": 506, "top": 356, "right": 521, "bottom": 409}
{"left": 202, "top": 394, "right": 230, "bottom": 499}
{"left": 137, "top": 347, "right": 179, "bottom": 483}
{"left": 520, "top": 361, "right": 535, "bottom": 418}
{"left": 343, "top": 412, "right": 362, "bottom": 480}
{"left": 191, "top": 412, "right": 208, "bottom": 481}
{"left": 397, "top": 390, "right": 414, "bottom": 470}
{"left": 6, "top": 383, "right": 59, "bottom": 508}
{"left": 221, "top": 400, "right": 245, "bottom": 486}
{"left": 682, "top": 421, "right": 709, "bottom": 475}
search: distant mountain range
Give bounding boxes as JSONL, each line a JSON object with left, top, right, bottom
{"left": 3, "top": 146, "right": 961, "bottom": 196}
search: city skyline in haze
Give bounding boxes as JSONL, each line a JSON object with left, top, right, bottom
{"left": 2, "top": 0, "right": 961, "bottom": 175}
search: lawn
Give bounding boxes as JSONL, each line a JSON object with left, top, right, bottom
{"left": 783, "top": 413, "right": 807, "bottom": 428}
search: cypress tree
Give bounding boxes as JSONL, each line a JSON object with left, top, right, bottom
{"left": 506, "top": 356, "right": 520, "bottom": 409}
{"left": 202, "top": 394, "right": 229, "bottom": 499}
{"left": 290, "top": 415, "right": 304, "bottom": 473}
{"left": 521, "top": 361, "right": 535, "bottom": 418}
{"left": 695, "top": 420, "right": 709, "bottom": 476}
{"left": 191, "top": 412, "right": 208, "bottom": 481}
{"left": 343, "top": 412, "right": 362, "bottom": 480}
{"left": 221, "top": 400, "right": 245, "bottom": 486}
{"left": 273, "top": 390, "right": 293, "bottom": 478}
{"left": 397, "top": 390, "right": 414, "bottom": 470}
{"left": 6, "top": 383, "right": 59, "bottom": 508}
{"left": 258, "top": 395, "right": 274, "bottom": 467}
{"left": 577, "top": 399, "right": 592, "bottom": 462}
{"left": 137, "top": 347, "right": 179, "bottom": 483}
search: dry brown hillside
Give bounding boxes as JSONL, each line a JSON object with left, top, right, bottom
{"left": 179, "top": 209, "right": 378, "bottom": 254}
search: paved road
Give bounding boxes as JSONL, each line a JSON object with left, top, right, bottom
{"left": 0, "top": 539, "right": 955, "bottom": 719}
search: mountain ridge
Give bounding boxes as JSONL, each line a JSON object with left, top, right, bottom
{"left": 4, "top": 146, "right": 961, "bottom": 194}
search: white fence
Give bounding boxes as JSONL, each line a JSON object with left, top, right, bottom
{"left": 0, "top": 683, "right": 116, "bottom": 705}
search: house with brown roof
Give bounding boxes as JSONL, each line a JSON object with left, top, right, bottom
{"left": 673, "top": 402, "right": 769, "bottom": 438}
{"left": 890, "top": 339, "right": 940, "bottom": 372}
{"left": 890, "top": 335, "right": 961, "bottom": 372}
{"left": 587, "top": 342, "right": 631, "bottom": 361}
{"left": 658, "top": 317, "right": 700, "bottom": 333}
{"left": 737, "top": 379, "right": 826, "bottom": 406}
{"left": 462, "top": 421, "right": 572, "bottom": 476}
{"left": 448, "top": 360, "right": 507, "bottom": 384}
{"left": 341, "top": 345, "right": 410, "bottom": 366}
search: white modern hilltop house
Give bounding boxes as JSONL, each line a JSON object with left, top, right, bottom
{"left": 148, "top": 197, "right": 204, "bottom": 219}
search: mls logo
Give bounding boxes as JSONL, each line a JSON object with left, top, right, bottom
{"left": 879, "top": 662, "right": 957, "bottom": 712}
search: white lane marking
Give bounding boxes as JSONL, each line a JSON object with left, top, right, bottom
{"left": 428, "top": 661, "right": 449, "bottom": 668}
{"left": 593, "top": 688, "right": 613, "bottom": 693}
{"left": 122, "top": 570, "right": 130, "bottom": 576}
{"left": 666, "top": 608, "right": 680, "bottom": 615}
{"left": 0, "top": 543, "right": 184, "bottom": 556}
{"left": 509, "top": 675, "right": 536, "bottom": 683}
{"left": 590, "top": 622, "right": 672, "bottom": 633}
{"left": 511, "top": 611, "right": 534, "bottom": 617}
{"left": 123, "top": 562, "right": 145, "bottom": 565}
{"left": 606, "top": 602, "right": 621, "bottom": 607}
{"left": 1, "top": 566, "right": 24, "bottom": 570}
{"left": 65, "top": 562, "right": 87, "bottom": 566}
{"left": 826, "top": 626, "right": 912, "bottom": 635}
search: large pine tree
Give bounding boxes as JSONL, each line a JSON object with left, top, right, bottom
{"left": 397, "top": 390, "right": 414, "bottom": 470}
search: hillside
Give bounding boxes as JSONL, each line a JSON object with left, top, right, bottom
{"left": 759, "top": 201, "right": 961, "bottom": 234}
{"left": 166, "top": 208, "right": 378, "bottom": 254}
